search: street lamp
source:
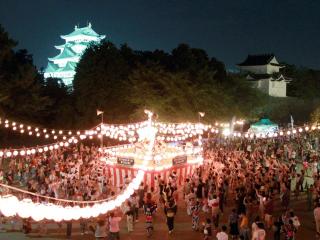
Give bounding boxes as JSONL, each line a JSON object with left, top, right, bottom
{"left": 97, "top": 110, "right": 104, "bottom": 148}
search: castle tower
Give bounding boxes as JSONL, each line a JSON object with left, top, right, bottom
{"left": 44, "top": 23, "right": 105, "bottom": 86}
{"left": 237, "top": 54, "right": 291, "bottom": 97}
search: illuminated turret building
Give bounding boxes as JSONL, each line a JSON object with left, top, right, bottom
{"left": 44, "top": 23, "right": 105, "bottom": 86}
{"left": 237, "top": 54, "right": 290, "bottom": 97}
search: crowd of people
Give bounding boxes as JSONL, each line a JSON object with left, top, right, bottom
{"left": 1, "top": 145, "right": 111, "bottom": 201}
{"left": 0, "top": 131, "right": 320, "bottom": 239}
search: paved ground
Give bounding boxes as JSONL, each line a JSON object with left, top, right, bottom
{"left": 0, "top": 191, "right": 317, "bottom": 240}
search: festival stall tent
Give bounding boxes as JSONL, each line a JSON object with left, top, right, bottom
{"left": 248, "top": 118, "right": 279, "bottom": 135}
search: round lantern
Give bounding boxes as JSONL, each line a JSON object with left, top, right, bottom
{"left": 70, "top": 206, "right": 81, "bottom": 221}
{"left": 62, "top": 206, "right": 73, "bottom": 221}
{"left": 90, "top": 204, "right": 102, "bottom": 218}
{"left": 43, "top": 203, "right": 56, "bottom": 220}
{"left": 0, "top": 195, "right": 18, "bottom": 217}
{"left": 17, "top": 198, "right": 34, "bottom": 218}
{"left": 30, "top": 203, "right": 45, "bottom": 221}
{"left": 81, "top": 206, "right": 93, "bottom": 219}
{"left": 51, "top": 206, "right": 64, "bottom": 222}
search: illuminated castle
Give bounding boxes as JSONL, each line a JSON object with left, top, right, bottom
{"left": 44, "top": 23, "right": 105, "bottom": 86}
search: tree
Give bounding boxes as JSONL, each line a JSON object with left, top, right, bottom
{"left": 128, "top": 64, "right": 198, "bottom": 121}
{"left": 0, "top": 25, "right": 51, "bottom": 122}
{"left": 73, "top": 41, "right": 134, "bottom": 126}
{"left": 311, "top": 107, "right": 320, "bottom": 124}
{"left": 282, "top": 64, "right": 320, "bottom": 99}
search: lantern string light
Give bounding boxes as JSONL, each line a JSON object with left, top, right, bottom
{"left": 224, "top": 125, "right": 320, "bottom": 139}
{"left": 0, "top": 117, "right": 149, "bottom": 142}
{"left": 0, "top": 112, "right": 160, "bottom": 222}
{"left": 0, "top": 121, "right": 150, "bottom": 157}
{"left": 1, "top": 119, "right": 319, "bottom": 158}
{"left": 0, "top": 170, "right": 144, "bottom": 221}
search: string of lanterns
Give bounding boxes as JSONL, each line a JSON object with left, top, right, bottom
{"left": 0, "top": 117, "right": 86, "bottom": 140}
{"left": 0, "top": 137, "right": 79, "bottom": 158}
{"left": 154, "top": 122, "right": 218, "bottom": 142}
{"left": 0, "top": 117, "right": 148, "bottom": 142}
{"left": 102, "top": 143, "right": 202, "bottom": 164}
{"left": 222, "top": 125, "right": 320, "bottom": 138}
{"left": 0, "top": 111, "right": 157, "bottom": 221}
{"left": 1, "top": 117, "right": 319, "bottom": 159}
{"left": 0, "top": 170, "right": 144, "bottom": 221}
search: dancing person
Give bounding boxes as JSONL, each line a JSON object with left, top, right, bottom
{"left": 191, "top": 200, "right": 201, "bottom": 231}
{"left": 94, "top": 219, "right": 108, "bottom": 239}
{"left": 216, "top": 225, "right": 228, "bottom": 240}
{"left": 229, "top": 209, "right": 239, "bottom": 240}
{"left": 109, "top": 211, "right": 122, "bottom": 240}
{"left": 164, "top": 199, "right": 177, "bottom": 234}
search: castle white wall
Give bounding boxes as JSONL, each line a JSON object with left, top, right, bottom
{"left": 268, "top": 80, "right": 287, "bottom": 97}
{"left": 239, "top": 65, "right": 268, "bottom": 74}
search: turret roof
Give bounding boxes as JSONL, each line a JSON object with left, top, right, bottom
{"left": 55, "top": 42, "right": 91, "bottom": 50}
{"left": 55, "top": 44, "right": 66, "bottom": 50}
{"left": 48, "top": 46, "right": 77, "bottom": 61}
{"left": 61, "top": 24, "right": 105, "bottom": 39}
{"left": 45, "top": 62, "right": 59, "bottom": 73}
{"left": 59, "top": 61, "right": 77, "bottom": 72}
{"left": 238, "top": 54, "right": 278, "bottom": 66}
{"left": 247, "top": 73, "right": 291, "bottom": 82}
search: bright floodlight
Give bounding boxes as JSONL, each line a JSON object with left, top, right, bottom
{"left": 222, "top": 128, "right": 231, "bottom": 136}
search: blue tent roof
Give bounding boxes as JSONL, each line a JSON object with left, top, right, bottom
{"left": 251, "top": 118, "right": 277, "bottom": 127}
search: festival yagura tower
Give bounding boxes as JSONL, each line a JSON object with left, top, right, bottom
{"left": 44, "top": 23, "right": 105, "bottom": 86}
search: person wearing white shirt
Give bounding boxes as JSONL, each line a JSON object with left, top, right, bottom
{"left": 216, "top": 225, "right": 228, "bottom": 240}
{"left": 251, "top": 222, "right": 266, "bottom": 240}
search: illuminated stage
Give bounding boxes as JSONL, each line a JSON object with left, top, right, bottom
{"left": 101, "top": 140, "right": 203, "bottom": 187}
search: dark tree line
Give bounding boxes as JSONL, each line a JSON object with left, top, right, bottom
{"left": 73, "top": 41, "right": 266, "bottom": 126}
{"left": 1, "top": 24, "right": 319, "bottom": 130}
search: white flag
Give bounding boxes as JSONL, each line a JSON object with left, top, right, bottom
{"left": 97, "top": 110, "right": 104, "bottom": 116}
{"left": 198, "top": 112, "right": 205, "bottom": 117}
{"left": 290, "top": 115, "right": 294, "bottom": 130}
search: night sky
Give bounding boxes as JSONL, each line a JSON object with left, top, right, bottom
{"left": 0, "top": 0, "right": 319, "bottom": 70}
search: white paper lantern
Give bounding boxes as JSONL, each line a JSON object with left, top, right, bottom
{"left": 17, "top": 198, "right": 34, "bottom": 218}
{"left": 62, "top": 206, "right": 73, "bottom": 221}
{"left": 51, "top": 205, "right": 64, "bottom": 222}
{"left": 31, "top": 203, "right": 45, "bottom": 221}
{"left": 90, "top": 204, "right": 102, "bottom": 218}
{"left": 70, "top": 206, "right": 81, "bottom": 220}
{"left": 81, "top": 206, "right": 93, "bottom": 219}
{"left": 0, "top": 195, "right": 18, "bottom": 217}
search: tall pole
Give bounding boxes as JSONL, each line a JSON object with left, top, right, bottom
{"left": 101, "top": 112, "right": 104, "bottom": 149}
{"left": 198, "top": 112, "right": 205, "bottom": 146}
{"left": 198, "top": 114, "right": 201, "bottom": 146}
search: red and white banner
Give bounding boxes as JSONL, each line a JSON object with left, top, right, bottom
{"left": 104, "top": 163, "right": 198, "bottom": 188}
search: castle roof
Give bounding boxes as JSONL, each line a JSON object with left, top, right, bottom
{"left": 60, "top": 61, "right": 77, "bottom": 72}
{"left": 247, "top": 73, "right": 291, "bottom": 82}
{"left": 238, "top": 54, "right": 279, "bottom": 66}
{"left": 48, "top": 46, "right": 77, "bottom": 61}
{"left": 61, "top": 24, "right": 105, "bottom": 40}
{"left": 44, "top": 62, "right": 59, "bottom": 73}
{"left": 55, "top": 42, "right": 91, "bottom": 50}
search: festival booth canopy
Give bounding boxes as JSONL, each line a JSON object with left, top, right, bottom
{"left": 248, "top": 118, "right": 279, "bottom": 135}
